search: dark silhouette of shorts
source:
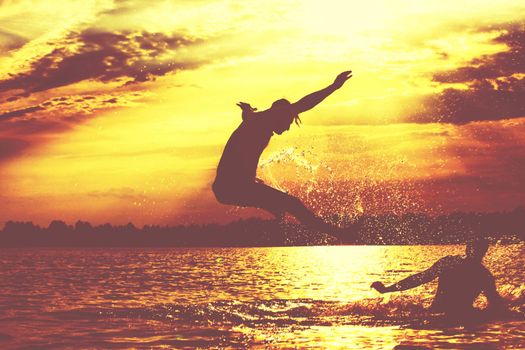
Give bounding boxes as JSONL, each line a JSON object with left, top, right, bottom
{"left": 212, "top": 180, "right": 296, "bottom": 214}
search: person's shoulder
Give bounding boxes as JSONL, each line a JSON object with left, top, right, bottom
{"left": 439, "top": 255, "right": 462, "bottom": 263}
{"left": 236, "top": 114, "right": 259, "bottom": 131}
{"left": 247, "top": 113, "right": 273, "bottom": 134}
{"left": 479, "top": 264, "right": 494, "bottom": 277}
{"left": 435, "top": 255, "right": 462, "bottom": 269}
{"left": 241, "top": 112, "right": 263, "bottom": 127}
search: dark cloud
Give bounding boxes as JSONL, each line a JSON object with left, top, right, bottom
{"left": 434, "top": 23, "right": 525, "bottom": 83}
{"left": 0, "top": 105, "right": 44, "bottom": 120}
{"left": 0, "top": 29, "right": 203, "bottom": 97}
{"left": 411, "top": 23, "right": 525, "bottom": 123}
{"left": 0, "top": 138, "right": 29, "bottom": 162}
{"left": 0, "top": 92, "right": 138, "bottom": 163}
{"left": 0, "top": 23, "right": 190, "bottom": 164}
{"left": 1, "top": 117, "right": 72, "bottom": 135}
{"left": 0, "top": 93, "right": 125, "bottom": 123}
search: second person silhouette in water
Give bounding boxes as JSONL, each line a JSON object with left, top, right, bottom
{"left": 371, "top": 237, "right": 507, "bottom": 321}
{"left": 213, "top": 71, "right": 353, "bottom": 239}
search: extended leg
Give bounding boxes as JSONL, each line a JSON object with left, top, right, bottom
{"left": 214, "top": 181, "right": 355, "bottom": 241}
{"left": 247, "top": 183, "right": 342, "bottom": 234}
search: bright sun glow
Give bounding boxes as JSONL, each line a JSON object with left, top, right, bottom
{"left": 1, "top": 0, "right": 525, "bottom": 226}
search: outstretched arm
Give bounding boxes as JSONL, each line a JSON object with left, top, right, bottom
{"left": 291, "top": 71, "right": 352, "bottom": 113}
{"left": 371, "top": 257, "right": 449, "bottom": 294}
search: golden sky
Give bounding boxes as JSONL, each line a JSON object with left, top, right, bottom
{"left": 1, "top": 0, "right": 524, "bottom": 226}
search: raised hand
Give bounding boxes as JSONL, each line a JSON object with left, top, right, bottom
{"left": 371, "top": 281, "right": 387, "bottom": 293}
{"left": 332, "top": 70, "right": 352, "bottom": 89}
{"left": 237, "top": 102, "right": 258, "bottom": 121}
{"left": 236, "top": 102, "right": 257, "bottom": 113}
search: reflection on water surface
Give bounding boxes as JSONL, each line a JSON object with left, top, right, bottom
{"left": 0, "top": 244, "right": 523, "bottom": 349}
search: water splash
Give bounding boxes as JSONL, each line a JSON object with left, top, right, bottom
{"left": 258, "top": 146, "right": 362, "bottom": 225}
{"left": 93, "top": 292, "right": 524, "bottom": 329}
{"left": 258, "top": 145, "right": 426, "bottom": 231}
{"left": 259, "top": 147, "right": 320, "bottom": 193}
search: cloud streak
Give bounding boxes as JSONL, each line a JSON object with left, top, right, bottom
{"left": 0, "top": 29, "right": 203, "bottom": 98}
{"left": 412, "top": 23, "right": 525, "bottom": 123}
{"left": 0, "top": 6, "right": 209, "bottom": 164}
{"left": 0, "top": 29, "right": 27, "bottom": 51}
{"left": 0, "top": 91, "right": 144, "bottom": 163}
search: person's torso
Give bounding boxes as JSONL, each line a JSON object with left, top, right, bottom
{"left": 431, "top": 257, "right": 488, "bottom": 312}
{"left": 215, "top": 117, "right": 273, "bottom": 184}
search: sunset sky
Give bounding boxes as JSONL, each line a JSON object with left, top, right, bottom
{"left": 1, "top": 0, "right": 524, "bottom": 227}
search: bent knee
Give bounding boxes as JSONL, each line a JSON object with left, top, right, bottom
{"left": 212, "top": 181, "right": 246, "bottom": 205}
{"left": 212, "top": 181, "right": 229, "bottom": 204}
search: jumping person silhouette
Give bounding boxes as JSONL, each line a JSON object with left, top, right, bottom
{"left": 371, "top": 237, "right": 507, "bottom": 320}
{"left": 213, "top": 71, "right": 353, "bottom": 239}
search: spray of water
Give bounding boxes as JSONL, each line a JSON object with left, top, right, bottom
{"left": 257, "top": 143, "right": 431, "bottom": 238}
{"left": 259, "top": 146, "right": 364, "bottom": 226}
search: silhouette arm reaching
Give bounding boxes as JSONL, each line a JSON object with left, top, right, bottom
{"left": 237, "top": 102, "right": 258, "bottom": 121}
{"left": 292, "top": 71, "right": 352, "bottom": 113}
{"left": 371, "top": 257, "right": 449, "bottom": 293}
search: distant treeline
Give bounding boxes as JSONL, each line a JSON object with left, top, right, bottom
{"left": 1, "top": 207, "right": 523, "bottom": 247}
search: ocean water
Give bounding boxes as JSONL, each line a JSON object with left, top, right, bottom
{"left": 0, "top": 245, "right": 523, "bottom": 349}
